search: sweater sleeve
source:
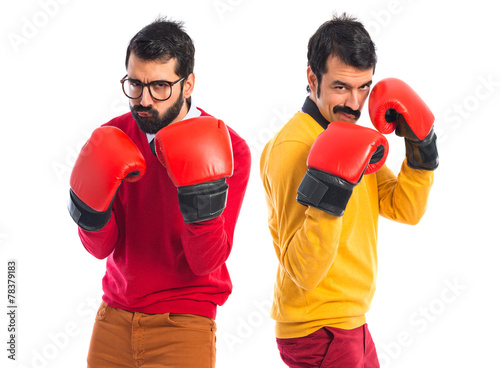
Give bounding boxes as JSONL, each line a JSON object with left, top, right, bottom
{"left": 377, "top": 159, "right": 434, "bottom": 225}
{"left": 78, "top": 211, "right": 120, "bottom": 260}
{"left": 262, "top": 141, "right": 343, "bottom": 291}
{"left": 180, "top": 134, "right": 251, "bottom": 276}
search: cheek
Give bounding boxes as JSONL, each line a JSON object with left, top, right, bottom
{"left": 318, "top": 85, "right": 338, "bottom": 102}
{"left": 155, "top": 101, "right": 171, "bottom": 115}
{"left": 358, "top": 93, "right": 370, "bottom": 110}
{"left": 315, "top": 99, "right": 336, "bottom": 121}
{"left": 320, "top": 92, "right": 343, "bottom": 109}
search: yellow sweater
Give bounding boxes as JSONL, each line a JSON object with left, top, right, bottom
{"left": 260, "top": 108, "right": 434, "bottom": 339}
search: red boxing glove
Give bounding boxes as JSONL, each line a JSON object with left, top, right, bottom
{"left": 297, "top": 121, "right": 388, "bottom": 216}
{"left": 369, "top": 78, "right": 438, "bottom": 170}
{"left": 68, "top": 126, "right": 146, "bottom": 231}
{"left": 155, "top": 116, "right": 233, "bottom": 223}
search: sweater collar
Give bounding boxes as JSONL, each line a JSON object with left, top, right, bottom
{"left": 301, "top": 97, "right": 330, "bottom": 130}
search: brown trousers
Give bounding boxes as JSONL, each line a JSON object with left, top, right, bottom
{"left": 87, "top": 301, "right": 216, "bottom": 368}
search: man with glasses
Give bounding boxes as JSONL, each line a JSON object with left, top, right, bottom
{"left": 68, "top": 18, "right": 250, "bottom": 367}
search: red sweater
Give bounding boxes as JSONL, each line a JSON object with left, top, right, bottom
{"left": 78, "top": 109, "right": 251, "bottom": 319}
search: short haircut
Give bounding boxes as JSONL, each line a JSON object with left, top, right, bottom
{"left": 307, "top": 13, "right": 377, "bottom": 95}
{"left": 125, "top": 16, "right": 195, "bottom": 78}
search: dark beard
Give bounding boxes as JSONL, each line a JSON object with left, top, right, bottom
{"left": 333, "top": 105, "right": 361, "bottom": 121}
{"left": 131, "top": 90, "right": 185, "bottom": 134}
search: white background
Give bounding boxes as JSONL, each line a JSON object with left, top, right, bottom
{"left": 1, "top": 0, "right": 499, "bottom": 367}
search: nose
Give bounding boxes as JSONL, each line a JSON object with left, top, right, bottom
{"left": 344, "top": 91, "right": 361, "bottom": 111}
{"left": 140, "top": 86, "right": 154, "bottom": 107}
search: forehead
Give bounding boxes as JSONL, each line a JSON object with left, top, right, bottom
{"left": 323, "top": 55, "right": 373, "bottom": 86}
{"left": 127, "top": 53, "right": 178, "bottom": 81}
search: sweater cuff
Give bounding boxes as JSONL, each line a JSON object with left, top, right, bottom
{"left": 78, "top": 211, "right": 119, "bottom": 259}
{"left": 401, "top": 158, "right": 435, "bottom": 181}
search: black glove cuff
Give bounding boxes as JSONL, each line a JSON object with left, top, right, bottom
{"left": 177, "top": 178, "right": 229, "bottom": 223}
{"left": 405, "top": 128, "right": 439, "bottom": 171}
{"left": 68, "top": 189, "right": 112, "bottom": 232}
{"left": 296, "top": 168, "right": 354, "bottom": 217}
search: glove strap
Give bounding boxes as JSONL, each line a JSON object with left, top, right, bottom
{"left": 405, "top": 128, "right": 439, "bottom": 171}
{"left": 68, "top": 189, "right": 112, "bottom": 232}
{"left": 177, "top": 178, "right": 228, "bottom": 223}
{"left": 296, "top": 168, "right": 354, "bottom": 217}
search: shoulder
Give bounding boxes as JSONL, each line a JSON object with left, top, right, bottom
{"left": 267, "top": 111, "right": 322, "bottom": 152}
{"left": 101, "top": 112, "right": 135, "bottom": 132}
{"left": 227, "top": 126, "right": 251, "bottom": 173}
{"left": 261, "top": 111, "right": 321, "bottom": 166}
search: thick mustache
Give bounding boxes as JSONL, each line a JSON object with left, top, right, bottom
{"left": 333, "top": 105, "right": 360, "bottom": 120}
{"left": 133, "top": 105, "right": 153, "bottom": 113}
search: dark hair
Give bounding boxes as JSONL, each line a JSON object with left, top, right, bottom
{"left": 307, "top": 13, "right": 376, "bottom": 95}
{"left": 125, "top": 17, "right": 195, "bottom": 78}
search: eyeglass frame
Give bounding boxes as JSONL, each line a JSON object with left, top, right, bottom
{"left": 120, "top": 75, "right": 186, "bottom": 101}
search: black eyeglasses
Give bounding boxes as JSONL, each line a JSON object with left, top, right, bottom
{"left": 120, "top": 75, "right": 185, "bottom": 101}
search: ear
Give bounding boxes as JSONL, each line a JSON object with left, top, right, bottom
{"left": 306, "top": 66, "right": 317, "bottom": 97}
{"left": 183, "top": 73, "right": 195, "bottom": 99}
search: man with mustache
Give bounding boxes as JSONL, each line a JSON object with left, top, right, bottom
{"left": 260, "top": 13, "right": 437, "bottom": 367}
{"left": 68, "top": 18, "right": 250, "bottom": 367}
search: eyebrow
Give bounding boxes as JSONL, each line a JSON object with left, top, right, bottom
{"left": 127, "top": 77, "right": 169, "bottom": 83}
{"left": 331, "top": 80, "right": 373, "bottom": 88}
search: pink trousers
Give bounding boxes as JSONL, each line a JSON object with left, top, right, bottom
{"left": 277, "top": 324, "right": 380, "bottom": 368}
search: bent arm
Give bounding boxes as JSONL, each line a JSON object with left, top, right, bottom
{"left": 78, "top": 211, "right": 119, "bottom": 259}
{"left": 181, "top": 137, "right": 251, "bottom": 276}
{"left": 377, "top": 159, "right": 434, "bottom": 225}
{"left": 263, "top": 141, "right": 342, "bottom": 290}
